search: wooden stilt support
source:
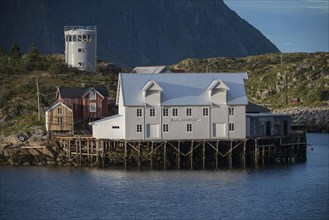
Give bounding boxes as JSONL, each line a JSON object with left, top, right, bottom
{"left": 242, "top": 141, "right": 246, "bottom": 167}
{"left": 190, "top": 140, "right": 194, "bottom": 170}
{"left": 150, "top": 142, "right": 153, "bottom": 169}
{"left": 102, "top": 141, "right": 106, "bottom": 168}
{"left": 262, "top": 147, "right": 265, "bottom": 165}
{"left": 124, "top": 141, "right": 127, "bottom": 169}
{"left": 138, "top": 142, "right": 141, "bottom": 169}
{"left": 163, "top": 142, "right": 167, "bottom": 170}
{"left": 228, "top": 141, "right": 232, "bottom": 168}
{"left": 215, "top": 141, "right": 219, "bottom": 169}
{"left": 96, "top": 140, "right": 99, "bottom": 167}
{"left": 202, "top": 141, "right": 206, "bottom": 170}
{"left": 79, "top": 138, "right": 82, "bottom": 167}
{"left": 254, "top": 139, "right": 258, "bottom": 166}
{"left": 177, "top": 141, "right": 181, "bottom": 169}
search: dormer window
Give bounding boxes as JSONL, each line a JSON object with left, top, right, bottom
{"left": 142, "top": 80, "right": 163, "bottom": 106}
{"left": 89, "top": 91, "right": 96, "bottom": 100}
{"left": 207, "top": 79, "right": 229, "bottom": 105}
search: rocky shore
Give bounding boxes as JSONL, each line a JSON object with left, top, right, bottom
{"left": 273, "top": 106, "right": 329, "bottom": 133}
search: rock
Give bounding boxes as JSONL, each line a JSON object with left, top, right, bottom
{"left": 23, "top": 162, "right": 31, "bottom": 166}
{"left": 3, "top": 135, "right": 19, "bottom": 145}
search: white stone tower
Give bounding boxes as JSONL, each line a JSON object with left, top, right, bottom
{"left": 64, "top": 26, "right": 97, "bottom": 72}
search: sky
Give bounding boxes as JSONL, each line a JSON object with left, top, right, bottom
{"left": 224, "top": 0, "right": 329, "bottom": 53}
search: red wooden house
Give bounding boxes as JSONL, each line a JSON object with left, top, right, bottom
{"left": 56, "top": 87, "right": 109, "bottom": 121}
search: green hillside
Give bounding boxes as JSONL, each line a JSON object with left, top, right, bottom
{"left": 0, "top": 47, "right": 328, "bottom": 136}
{"left": 171, "top": 52, "right": 329, "bottom": 108}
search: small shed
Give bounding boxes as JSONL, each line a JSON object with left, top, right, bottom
{"left": 45, "top": 101, "right": 74, "bottom": 134}
{"left": 246, "top": 113, "right": 291, "bottom": 138}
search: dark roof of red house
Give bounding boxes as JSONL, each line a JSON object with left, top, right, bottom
{"left": 57, "top": 87, "right": 109, "bottom": 98}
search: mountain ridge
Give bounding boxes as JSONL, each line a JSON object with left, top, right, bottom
{"left": 0, "top": 0, "right": 279, "bottom": 67}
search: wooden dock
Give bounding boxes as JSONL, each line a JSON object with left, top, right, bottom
{"left": 54, "top": 133, "right": 307, "bottom": 169}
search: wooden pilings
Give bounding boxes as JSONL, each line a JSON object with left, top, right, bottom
{"left": 55, "top": 133, "right": 307, "bottom": 169}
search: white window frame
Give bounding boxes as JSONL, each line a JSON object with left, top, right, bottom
{"left": 163, "top": 108, "right": 169, "bottom": 117}
{"left": 57, "top": 107, "right": 62, "bottom": 115}
{"left": 203, "top": 107, "right": 208, "bottom": 116}
{"left": 150, "top": 108, "right": 155, "bottom": 117}
{"left": 57, "top": 117, "right": 63, "bottom": 125}
{"left": 89, "top": 91, "right": 96, "bottom": 100}
{"left": 172, "top": 108, "right": 178, "bottom": 117}
{"left": 187, "top": 124, "right": 192, "bottom": 132}
{"left": 78, "top": 62, "right": 84, "bottom": 67}
{"left": 137, "top": 124, "right": 142, "bottom": 133}
{"left": 229, "top": 107, "right": 235, "bottom": 116}
{"left": 163, "top": 124, "right": 169, "bottom": 132}
{"left": 229, "top": 123, "right": 235, "bottom": 132}
{"left": 78, "top": 48, "right": 84, "bottom": 53}
{"left": 89, "top": 103, "right": 96, "bottom": 112}
{"left": 137, "top": 109, "right": 142, "bottom": 117}
{"left": 186, "top": 108, "right": 192, "bottom": 116}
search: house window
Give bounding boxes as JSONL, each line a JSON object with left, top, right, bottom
{"left": 187, "top": 124, "right": 192, "bottom": 132}
{"left": 57, "top": 107, "right": 62, "bottom": 115}
{"left": 78, "top": 48, "right": 84, "bottom": 53}
{"left": 203, "top": 108, "right": 208, "bottom": 116}
{"left": 89, "top": 91, "right": 96, "bottom": 100}
{"left": 112, "top": 126, "right": 119, "bottom": 129}
{"left": 137, "top": 109, "right": 142, "bottom": 117}
{"left": 163, "top": 124, "right": 169, "bottom": 132}
{"left": 172, "top": 108, "right": 178, "bottom": 117}
{"left": 163, "top": 108, "right": 168, "bottom": 117}
{"left": 229, "top": 123, "right": 235, "bottom": 132}
{"left": 137, "top": 124, "right": 142, "bottom": 133}
{"left": 150, "top": 108, "right": 155, "bottom": 117}
{"left": 229, "top": 107, "right": 235, "bottom": 116}
{"left": 89, "top": 103, "right": 96, "bottom": 112}
{"left": 186, "top": 108, "right": 192, "bottom": 116}
{"left": 57, "top": 117, "right": 63, "bottom": 125}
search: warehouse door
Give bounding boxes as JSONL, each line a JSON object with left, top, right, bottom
{"left": 147, "top": 124, "right": 160, "bottom": 139}
{"left": 214, "top": 123, "right": 226, "bottom": 138}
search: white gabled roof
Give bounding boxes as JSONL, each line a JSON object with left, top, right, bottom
{"left": 119, "top": 73, "right": 248, "bottom": 106}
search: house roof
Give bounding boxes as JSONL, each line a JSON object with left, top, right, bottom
{"left": 57, "top": 87, "right": 109, "bottom": 98}
{"left": 132, "top": 66, "right": 169, "bottom": 74}
{"left": 246, "top": 102, "right": 271, "bottom": 113}
{"left": 89, "top": 114, "right": 123, "bottom": 125}
{"left": 119, "top": 73, "right": 248, "bottom": 106}
{"left": 46, "top": 101, "right": 72, "bottom": 112}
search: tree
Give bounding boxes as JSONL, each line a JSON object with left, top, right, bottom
{"left": 9, "top": 43, "right": 21, "bottom": 60}
{"left": 29, "top": 43, "right": 40, "bottom": 59}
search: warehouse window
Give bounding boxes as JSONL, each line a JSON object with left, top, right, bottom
{"left": 186, "top": 108, "right": 192, "bottom": 116}
{"left": 229, "top": 123, "right": 235, "bottom": 132}
{"left": 187, "top": 124, "right": 192, "bottom": 132}
{"left": 150, "top": 108, "right": 155, "bottom": 117}
{"left": 172, "top": 108, "right": 178, "bottom": 117}
{"left": 163, "top": 124, "right": 169, "bottom": 132}
{"left": 137, "top": 124, "right": 142, "bottom": 133}
{"left": 229, "top": 107, "right": 235, "bottom": 116}
{"left": 203, "top": 108, "right": 208, "bottom": 116}
{"left": 137, "top": 109, "right": 142, "bottom": 117}
{"left": 163, "top": 108, "right": 168, "bottom": 117}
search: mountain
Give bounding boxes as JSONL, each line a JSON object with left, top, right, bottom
{"left": 0, "top": 0, "right": 279, "bottom": 67}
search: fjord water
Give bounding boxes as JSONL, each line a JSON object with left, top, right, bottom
{"left": 1, "top": 133, "right": 328, "bottom": 220}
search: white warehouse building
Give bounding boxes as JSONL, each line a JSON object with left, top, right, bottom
{"left": 64, "top": 26, "right": 97, "bottom": 72}
{"left": 90, "top": 73, "right": 248, "bottom": 140}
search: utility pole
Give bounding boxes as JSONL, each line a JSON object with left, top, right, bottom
{"left": 36, "top": 77, "right": 40, "bottom": 121}
{"left": 281, "top": 53, "right": 288, "bottom": 105}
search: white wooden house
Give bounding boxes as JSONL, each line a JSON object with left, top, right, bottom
{"left": 90, "top": 73, "right": 248, "bottom": 140}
